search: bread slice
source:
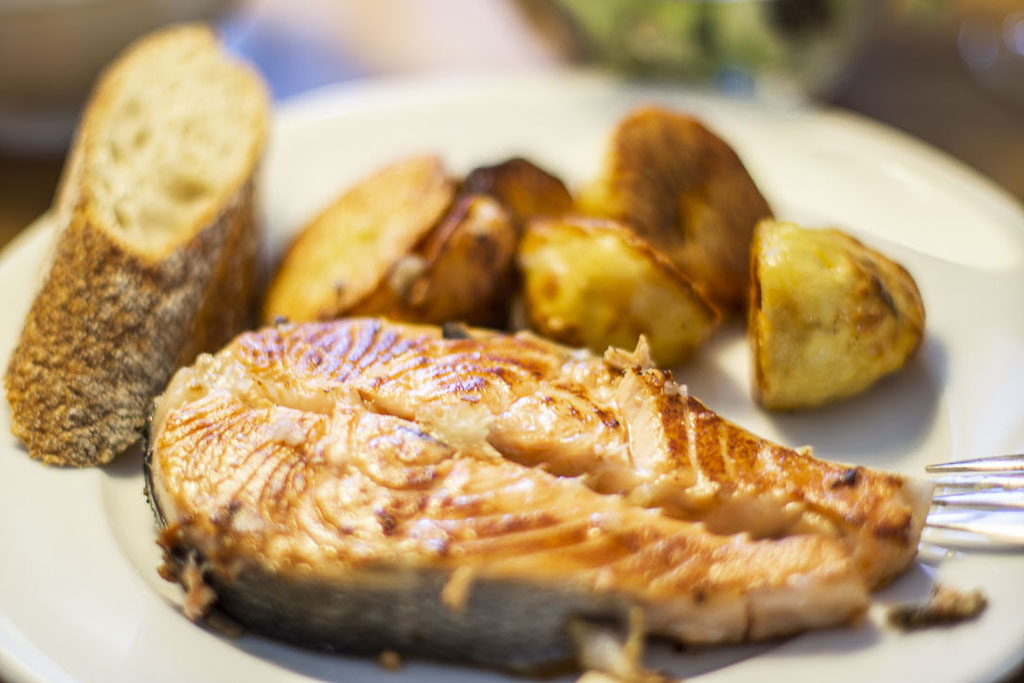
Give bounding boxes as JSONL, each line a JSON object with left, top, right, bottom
{"left": 4, "top": 24, "right": 269, "bottom": 466}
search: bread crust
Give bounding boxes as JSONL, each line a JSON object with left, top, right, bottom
{"left": 3, "top": 24, "right": 267, "bottom": 466}
{"left": 4, "top": 181, "right": 259, "bottom": 466}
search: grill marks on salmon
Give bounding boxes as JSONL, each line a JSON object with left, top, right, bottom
{"left": 610, "top": 367, "right": 928, "bottom": 587}
{"left": 148, "top": 318, "right": 929, "bottom": 670}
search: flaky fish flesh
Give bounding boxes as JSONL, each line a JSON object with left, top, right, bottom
{"left": 147, "top": 318, "right": 930, "bottom": 671}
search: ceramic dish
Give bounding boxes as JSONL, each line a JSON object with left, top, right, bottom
{"left": 2, "top": 71, "right": 1023, "bottom": 683}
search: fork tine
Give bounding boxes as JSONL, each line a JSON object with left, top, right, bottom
{"left": 932, "top": 490, "right": 1024, "bottom": 510}
{"left": 932, "top": 473, "right": 1024, "bottom": 490}
{"left": 925, "top": 454, "right": 1024, "bottom": 473}
{"left": 925, "top": 454, "right": 1024, "bottom": 548}
{"left": 926, "top": 520, "right": 1024, "bottom": 546}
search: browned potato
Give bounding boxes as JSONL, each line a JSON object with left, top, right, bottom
{"left": 463, "top": 157, "right": 573, "bottom": 228}
{"left": 352, "top": 194, "right": 517, "bottom": 327}
{"left": 577, "top": 107, "right": 772, "bottom": 313}
{"left": 519, "top": 216, "right": 719, "bottom": 366}
{"left": 749, "top": 219, "right": 926, "bottom": 410}
{"left": 262, "top": 155, "right": 455, "bottom": 323}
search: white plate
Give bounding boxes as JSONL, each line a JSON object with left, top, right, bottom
{"left": 2, "top": 71, "right": 1024, "bottom": 683}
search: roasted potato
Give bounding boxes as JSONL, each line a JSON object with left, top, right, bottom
{"left": 352, "top": 194, "right": 517, "bottom": 327}
{"left": 519, "top": 216, "right": 719, "bottom": 366}
{"left": 577, "top": 106, "right": 772, "bottom": 313}
{"left": 749, "top": 219, "right": 926, "bottom": 410}
{"left": 463, "top": 157, "right": 573, "bottom": 228}
{"left": 262, "top": 155, "right": 455, "bottom": 323}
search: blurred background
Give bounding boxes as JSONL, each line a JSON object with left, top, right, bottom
{"left": 0, "top": 0, "right": 1022, "bottom": 249}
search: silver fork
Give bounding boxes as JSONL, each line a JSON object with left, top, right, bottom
{"left": 925, "top": 454, "right": 1024, "bottom": 547}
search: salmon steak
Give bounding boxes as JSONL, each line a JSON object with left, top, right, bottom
{"left": 147, "top": 318, "right": 931, "bottom": 672}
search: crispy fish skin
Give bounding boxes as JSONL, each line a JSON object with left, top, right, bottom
{"left": 148, "top": 319, "right": 927, "bottom": 670}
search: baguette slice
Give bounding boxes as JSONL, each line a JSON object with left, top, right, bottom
{"left": 4, "top": 24, "right": 270, "bottom": 466}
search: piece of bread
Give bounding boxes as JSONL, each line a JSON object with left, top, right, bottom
{"left": 4, "top": 24, "right": 270, "bottom": 466}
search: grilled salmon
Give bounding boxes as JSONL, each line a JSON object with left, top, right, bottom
{"left": 148, "top": 318, "right": 930, "bottom": 672}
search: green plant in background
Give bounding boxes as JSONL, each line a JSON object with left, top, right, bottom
{"left": 552, "top": 0, "right": 875, "bottom": 96}
{"left": 901, "top": 0, "right": 950, "bottom": 21}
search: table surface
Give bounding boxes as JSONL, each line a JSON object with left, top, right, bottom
{"left": 1, "top": 3, "right": 1022, "bottom": 250}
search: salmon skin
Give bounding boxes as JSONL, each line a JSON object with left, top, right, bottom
{"left": 147, "top": 318, "right": 930, "bottom": 672}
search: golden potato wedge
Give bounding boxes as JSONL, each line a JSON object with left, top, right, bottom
{"left": 462, "top": 157, "right": 573, "bottom": 228}
{"left": 519, "top": 216, "right": 719, "bottom": 366}
{"left": 262, "top": 155, "right": 455, "bottom": 323}
{"left": 352, "top": 194, "right": 517, "bottom": 327}
{"left": 577, "top": 106, "right": 772, "bottom": 313}
{"left": 749, "top": 219, "right": 926, "bottom": 410}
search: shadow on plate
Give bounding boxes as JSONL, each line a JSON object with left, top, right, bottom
{"left": 673, "top": 321, "right": 751, "bottom": 412}
{"left": 871, "top": 561, "right": 936, "bottom": 604}
{"left": 646, "top": 638, "right": 778, "bottom": 680}
{"left": 222, "top": 621, "right": 779, "bottom": 683}
{"left": 227, "top": 632, "right": 555, "bottom": 682}
{"left": 102, "top": 441, "right": 147, "bottom": 478}
{"left": 221, "top": 606, "right": 879, "bottom": 682}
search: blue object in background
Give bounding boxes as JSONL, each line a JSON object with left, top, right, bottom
{"left": 218, "top": 7, "right": 365, "bottom": 101}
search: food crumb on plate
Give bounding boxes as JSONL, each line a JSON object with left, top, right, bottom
{"left": 886, "top": 583, "right": 987, "bottom": 630}
{"left": 378, "top": 650, "right": 403, "bottom": 671}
